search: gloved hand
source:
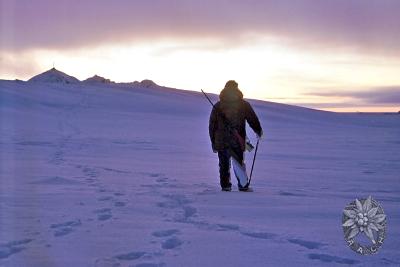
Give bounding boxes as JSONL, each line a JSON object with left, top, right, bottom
{"left": 245, "top": 138, "right": 254, "bottom": 152}
{"left": 257, "top": 130, "right": 263, "bottom": 140}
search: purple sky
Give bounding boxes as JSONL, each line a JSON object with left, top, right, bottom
{"left": 1, "top": 0, "right": 400, "bottom": 55}
{"left": 303, "top": 86, "right": 400, "bottom": 109}
{"left": 1, "top": 0, "right": 399, "bottom": 111}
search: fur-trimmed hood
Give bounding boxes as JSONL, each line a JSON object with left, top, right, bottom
{"left": 219, "top": 80, "right": 243, "bottom": 102}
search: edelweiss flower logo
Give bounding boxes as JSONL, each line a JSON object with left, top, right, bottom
{"left": 342, "top": 196, "right": 386, "bottom": 255}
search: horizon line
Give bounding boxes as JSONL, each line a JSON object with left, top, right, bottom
{"left": 1, "top": 67, "right": 399, "bottom": 114}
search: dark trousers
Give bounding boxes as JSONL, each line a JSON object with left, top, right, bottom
{"left": 218, "top": 147, "right": 244, "bottom": 188}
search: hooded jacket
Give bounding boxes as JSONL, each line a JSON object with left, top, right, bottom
{"left": 209, "top": 84, "right": 262, "bottom": 152}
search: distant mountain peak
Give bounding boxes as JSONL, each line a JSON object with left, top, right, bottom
{"left": 83, "top": 75, "right": 113, "bottom": 84}
{"left": 140, "top": 79, "right": 158, "bottom": 88}
{"left": 28, "top": 68, "right": 80, "bottom": 84}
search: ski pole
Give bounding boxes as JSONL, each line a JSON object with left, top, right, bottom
{"left": 248, "top": 138, "right": 260, "bottom": 185}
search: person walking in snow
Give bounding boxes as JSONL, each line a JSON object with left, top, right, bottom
{"left": 209, "top": 80, "right": 263, "bottom": 192}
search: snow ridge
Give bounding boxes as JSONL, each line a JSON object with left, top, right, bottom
{"left": 28, "top": 68, "right": 80, "bottom": 84}
{"left": 83, "top": 75, "right": 113, "bottom": 84}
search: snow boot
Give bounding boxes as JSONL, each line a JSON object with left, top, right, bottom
{"left": 221, "top": 186, "right": 232, "bottom": 192}
{"left": 238, "top": 186, "right": 253, "bottom": 192}
{"left": 238, "top": 183, "right": 253, "bottom": 192}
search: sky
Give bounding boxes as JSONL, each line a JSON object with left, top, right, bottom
{"left": 1, "top": 0, "right": 399, "bottom": 112}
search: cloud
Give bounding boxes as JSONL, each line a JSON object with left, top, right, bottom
{"left": 0, "top": 52, "right": 41, "bottom": 80}
{"left": 295, "top": 102, "right": 388, "bottom": 109}
{"left": 306, "top": 86, "right": 400, "bottom": 105}
{"left": 1, "top": 0, "right": 400, "bottom": 56}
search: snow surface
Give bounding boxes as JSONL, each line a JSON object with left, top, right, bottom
{"left": 0, "top": 76, "right": 399, "bottom": 267}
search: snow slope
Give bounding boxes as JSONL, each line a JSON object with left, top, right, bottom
{"left": 0, "top": 76, "right": 399, "bottom": 267}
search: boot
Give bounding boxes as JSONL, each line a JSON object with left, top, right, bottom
{"left": 238, "top": 182, "right": 253, "bottom": 192}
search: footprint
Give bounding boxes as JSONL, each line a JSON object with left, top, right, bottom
{"left": 161, "top": 237, "right": 182, "bottom": 250}
{"left": 149, "top": 173, "right": 162, "bottom": 178}
{"left": 156, "top": 177, "right": 168, "bottom": 183}
{"left": 157, "top": 194, "right": 197, "bottom": 224}
{"left": 134, "top": 263, "right": 165, "bottom": 267}
{"left": 152, "top": 229, "right": 179, "bottom": 238}
{"left": 50, "top": 220, "right": 81, "bottom": 237}
{"left": 53, "top": 228, "right": 74, "bottom": 237}
{"left": 30, "top": 176, "right": 81, "bottom": 185}
{"left": 157, "top": 194, "right": 191, "bottom": 209}
{"left": 217, "top": 224, "right": 240, "bottom": 231}
{"left": 15, "top": 141, "right": 53, "bottom": 147}
{"left": 363, "top": 170, "right": 375, "bottom": 174}
{"left": 288, "top": 238, "right": 326, "bottom": 249}
{"left": 183, "top": 206, "right": 196, "bottom": 219}
{"left": 94, "top": 208, "right": 112, "bottom": 213}
{"left": 241, "top": 231, "right": 276, "bottom": 240}
{"left": 50, "top": 220, "right": 82, "bottom": 229}
{"left": 94, "top": 208, "right": 113, "bottom": 221}
{"left": 173, "top": 206, "right": 197, "bottom": 223}
{"left": 0, "top": 247, "right": 25, "bottom": 259}
{"left": 308, "top": 253, "right": 359, "bottom": 265}
{"left": 197, "top": 188, "right": 218, "bottom": 195}
{"left": 114, "top": 251, "right": 146, "bottom": 261}
{"left": 98, "top": 214, "right": 112, "bottom": 221}
{"left": 98, "top": 196, "right": 113, "bottom": 201}
{"left": 82, "top": 166, "right": 99, "bottom": 178}
{"left": 278, "top": 191, "right": 306, "bottom": 197}
{"left": 380, "top": 258, "right": 400, "bottom": 265}
{"left": 94, "top": 257, "right": 121, "bottom": 267}
{"left": 0, "top": 239, "right": 33, "bottom": 259}
{"left": 114, "top": 201, "right": 126, "bottom": 207}
{"left": 102, "top": 167, "right": 130, "bottom": 174}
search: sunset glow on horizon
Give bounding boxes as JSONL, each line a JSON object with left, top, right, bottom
{"left": 1, "top": 0, "right": 399, "bottom": 112}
